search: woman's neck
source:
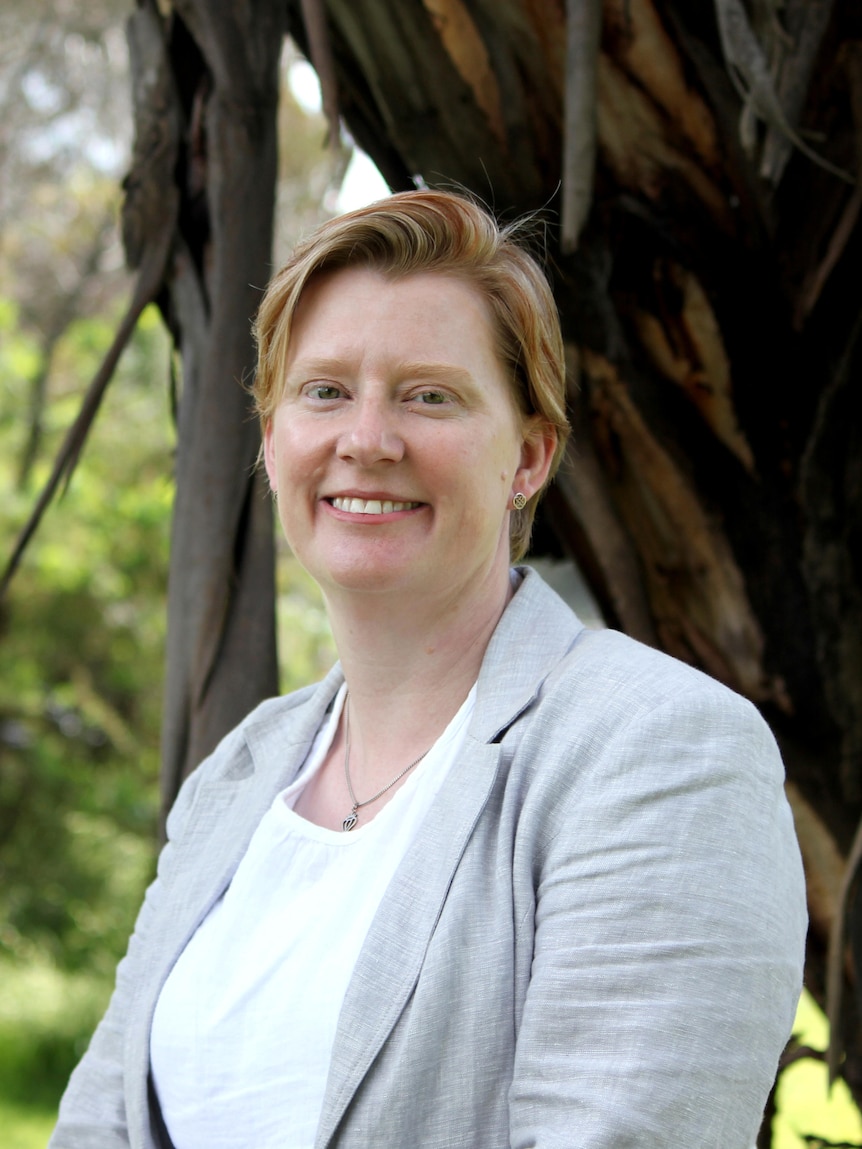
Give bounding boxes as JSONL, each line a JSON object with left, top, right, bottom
{"left": 321, "top": 566, "right": 514, "bottom": 762}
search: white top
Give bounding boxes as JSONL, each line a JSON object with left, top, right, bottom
{"left": 150, "top": 683, "right": 476, "bottom": 1149}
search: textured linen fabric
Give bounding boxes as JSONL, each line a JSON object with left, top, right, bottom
{"left": 49, "top": 567, "right": 807, "bottom": 1149}
{"left": 149, "top": 683, "right": 475, "bottom": 1148}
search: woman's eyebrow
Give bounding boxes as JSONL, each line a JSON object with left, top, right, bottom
{"left": 392, "top": 362, "right": 475, "bottom": 386}
{"left": 285, "top": 356, "right": 351, "bottom": 379}
{"left": 286, "top": 358, "right": 477, "bottom": 387}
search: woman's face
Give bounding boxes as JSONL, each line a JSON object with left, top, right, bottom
{"left": 263, "top": 266, "right": 554, "bottom": 603}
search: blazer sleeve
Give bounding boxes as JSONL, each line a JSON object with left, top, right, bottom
{"left": 508, "top": 683, "right": 807, "bottom": 1149}
{"left": 48, "top": 763, "right": 205, "bottom": 1149}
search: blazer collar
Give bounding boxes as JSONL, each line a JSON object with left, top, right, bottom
{"left": 159, "top": 662, "right": 348, "bottom": 963}
{"left": 161, "top": 663, "right": 348, "bottom": 944}
{"left": 239, "top": 565, "right": 584, "bottom": 769}
{"left": 242, "top": 660, "right": 346, "bottom": 781}
{"left": 470, "top": 565, "right": 585, "bottom": 743}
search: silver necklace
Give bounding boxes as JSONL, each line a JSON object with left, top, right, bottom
{"left": 341, "top": 698, "right": 431, "bottom": 831}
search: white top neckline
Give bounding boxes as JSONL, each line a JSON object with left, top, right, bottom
{"left": 276, "top": 682, "right": 452, "bottom": 842}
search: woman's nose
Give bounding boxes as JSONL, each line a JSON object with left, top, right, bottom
{"left": 336, "top": 395, "right": 405, "bottom": 465}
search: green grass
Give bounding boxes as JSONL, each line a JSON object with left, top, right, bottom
{"left": 0, "top": 955, "right": 110, "bottom": 1144}
{"left": 0, "top": 1096, "right": 56, "bottom": 1149}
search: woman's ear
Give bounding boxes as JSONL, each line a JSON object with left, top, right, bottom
{"left": 515, "top": 417, "right": 557, "bottom": 501}
{"left": 262, "top": 420, "right": 278, "bottom": 494}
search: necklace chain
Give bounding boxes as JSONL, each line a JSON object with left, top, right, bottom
{"left": 341, "top": 696, "right": 430, "bottom": 831}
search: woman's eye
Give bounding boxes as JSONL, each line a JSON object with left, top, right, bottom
{"left": 307, "top": 384, "right": 342, "bottom": 400}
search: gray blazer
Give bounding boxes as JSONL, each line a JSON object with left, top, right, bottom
{"left": 51, "top": 568, "right": 806, "bottom": 1149}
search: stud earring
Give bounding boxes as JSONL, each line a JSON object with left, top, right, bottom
{"left": 512, "top": 492, "right": 527, "bottom": 510}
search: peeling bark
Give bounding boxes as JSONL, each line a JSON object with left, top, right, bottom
{"left": 631, "top": 261, "right": 755, "bottom": 472}
{"left": 583, "top": 347, "right": 778, "bottom": 700}
{"left": 561, "top": 0, "right": 601, "bottom": 251}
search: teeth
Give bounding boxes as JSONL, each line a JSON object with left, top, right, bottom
{"left": 331, "top": 497, "right": 418, "bottom": 515}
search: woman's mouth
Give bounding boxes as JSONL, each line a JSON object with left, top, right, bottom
{"left": 329, "top": 497, "right": 421, "bottom": 515}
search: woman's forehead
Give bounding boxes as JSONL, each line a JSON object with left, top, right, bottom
{"left": 288, "top": 267, "right": 499, "bottom": 356}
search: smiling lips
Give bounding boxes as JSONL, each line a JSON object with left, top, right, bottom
{"left": 329, "top": 496, "right": 421, "bottom": 515}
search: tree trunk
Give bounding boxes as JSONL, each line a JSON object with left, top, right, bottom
{"left": 124, "top": 0, "right": 283, "bottom": 822}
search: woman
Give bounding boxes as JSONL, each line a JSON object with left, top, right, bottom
{"left": 51, "top": 191, "right": 806, "bottom": 1149}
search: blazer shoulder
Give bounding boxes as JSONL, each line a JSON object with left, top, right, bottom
{"left": 545, "top": 624, "right": 762, "bottom": 722}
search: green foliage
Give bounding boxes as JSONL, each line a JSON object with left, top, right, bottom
{"left": 0, "top": 301, "right": 172, "bottom": 974}
{"left": 0, "top": 1096, "right": 56, "bottom": 1149}
{"left": 0, "top": 296, "right": 172, "bottom": 1140}
{"left": 0, "top": 284, "right": 336, "bottom": 981}
{"left": 774, "top": 992, "right": 862, "bottom": 1148}
{"left": 0, "top": 957, "right": 111, "bottom": 1108}
{"left": 0, "top": 302, "right": 41, "bottom": 392}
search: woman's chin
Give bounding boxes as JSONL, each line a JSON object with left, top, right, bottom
{"left": 311, "top": 556, "right": 421, "bottom": 597}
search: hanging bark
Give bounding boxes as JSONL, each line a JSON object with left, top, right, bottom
{"left": 116, "top": 0, "right": 284, "bottom": 821}
{"left": 561, "top": 0, "right": 601, "bottom": 250}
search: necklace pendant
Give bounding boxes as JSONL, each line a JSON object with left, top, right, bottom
{"left": 342, "top": 811, "right": 358, "bottom": 832}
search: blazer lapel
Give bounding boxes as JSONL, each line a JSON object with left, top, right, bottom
{"left": 157, "top": 667, "right": 344, "bottom": 970}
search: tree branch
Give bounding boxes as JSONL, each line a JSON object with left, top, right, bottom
{"left": 562, "top": 0, "right": 602, "bottom": 252}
